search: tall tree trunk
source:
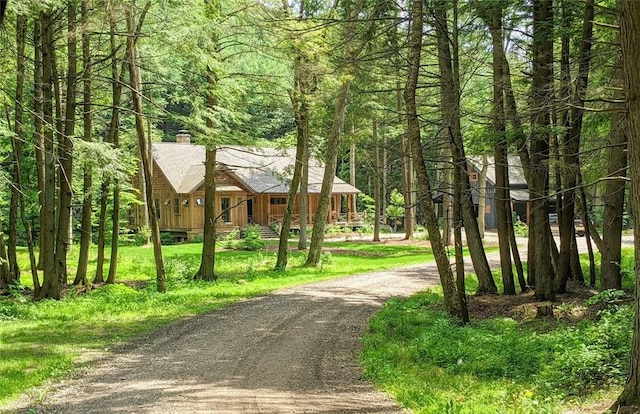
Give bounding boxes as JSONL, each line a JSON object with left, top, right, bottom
{"left": 615, "top": 1, "right": 640, "bottom": 410}
{"left": 289, "top": 49, "right": 313, "bottom": 252}
{"left": 350, "top": 142, "right": 357, "bottom": 222}
{"left": 499, "top": 37, "right": 534, "bottom": 288}
{"left": 275, "top": 116, "right": 304, "bottom": 270}
{"left": 94, "top": 183, "right": 108, "bottom": 284}
{"left": 475, "top": 12, "right": 526, "bottom": 291}
{"left": 126, "top": 4, "right": 165, "bottom": 292}
{"left": 554, "top": 0, "right": 572, "bottom": 291}
{"left": 34, "top": 16, "right": 46, "bottom": 272}
{"left": 443, "top": 147, "right": 454, "bottom": 246}
{"left": 55, "top": 1, "right": 78, "bottom": 287}
{"left": 305, "top": 0, "right": 362, "bottom": 267}
{"left": 195, "top": 0, "right": 221, "bottom": 281}
{"left": 484, "top": 4, "right": 516, "bottom": 295}
{"left": 477, "top": 155, "right": 488, "bottom": 240}
{"left": 75, "top": 0, "right": 93, "bottom": 287}
{"left": 529, "top": 0, "right": 555, "bottom": 301}
{"left": 373, "top": 122, "right": 381, "bottom": 242}
{"left": 397, "top": 76, "right": 415, "bottom": 240}
{"left": 39, "top": 10, "right": 60, "bottom": 300}
{"left": 382, "top": 134, "right": 388, "bottom": 226}
{"left": 12, "top": 14, "right": 39, "bottom": 294}
{"left": 306, "top": 76, "right": 351, "bottom": 266}
{"left": 393, "top": 19, "right": 415, "bottom": 241}
{"left": 601, "top": 49, "right": 627, "bottom": 290}
{"left": 298, "top": 139, "right": 309, "bottom": 250}
{"left": 8, "top": 13, "right": 28, "bottom": 284}
{"left": 556, "top": 0, "right": 593, "bottom": 292}
{"left": 405, "top": 0, "right": 459, "bottom": 316}
{"left": 96, "top": 8, "right": 128, "bottom": 283}
{"left": 434, "top": 0, "right": 496, "bottom": 294}
{"left": 453, "top": 141, "right": 469, "bottom": 324}
{"left": 195, "top": 147, "right": 217, "bottom": 281}
{"left": 575, "top": 170, "right": 597, "bottom": 287}
{"left": 0, "top": 216, "right": 9, "bottom": 288}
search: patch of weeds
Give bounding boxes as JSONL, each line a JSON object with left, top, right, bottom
{"left": 321, "top": 251, "right": 332, "bottom": 266}
{"left": 0, "top": 299, "right": 27, "bottom": 320}
{"left": 165, "top": 256, "right": 200, "bottom": 280}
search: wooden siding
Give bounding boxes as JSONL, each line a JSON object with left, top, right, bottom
{"left": 130, "top": 160, "right": 358, "bottom": 236}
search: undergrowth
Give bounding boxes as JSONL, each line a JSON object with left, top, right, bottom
{"left": 361, "top": 249, "right": 635, "bottom": 414}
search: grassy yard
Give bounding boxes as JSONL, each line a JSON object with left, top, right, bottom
{"left": 361, "top": 249, "right": 635, "bottom": 413}
{"left": 0, "top": 239, "right": 435, "bottom": 407}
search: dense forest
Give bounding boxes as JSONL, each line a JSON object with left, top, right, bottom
{"left": 2, "top": 0, "right": 640, "bottom": 410}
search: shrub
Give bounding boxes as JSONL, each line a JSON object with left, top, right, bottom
{"left": 133, "top": 226, "right": 151, "bottom": 246}
{"left": 325, "top": 224, "right": 342, "bottom": 236}
{"left": 240, "top": 225, "right": 265, "bottom": 251}
{"left": 512, "top": 212, "right": 529, "bottom": 237}
{"left": 160, "top": 232, "right": 175, "bottom": 245}
{"left": 223, "top": 228, "right": 241, "bottom": 249}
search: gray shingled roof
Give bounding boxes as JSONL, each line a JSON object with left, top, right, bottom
{"left": 152, "top": 143, "right": 360, "bottom": 195}
{"left": 467, "top": 155, "right": 529, "bottom": 201}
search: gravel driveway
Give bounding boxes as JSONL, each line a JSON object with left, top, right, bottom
{"left": 12, "top": 261, "right": 445, "bottom": 414}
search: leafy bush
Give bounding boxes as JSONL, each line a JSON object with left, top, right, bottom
{"left": 133, "top": 226, "right": 151, "bottom": 246}
{"left": 584, "top": 289, "right": 628, "bottom": 307}
{"left": 512, "top": 212, "right": 529, "bottom": 237}
{"left": 357, "top": 224, "right": 374, "bottom": 234}
{"left": 325, "top": 224, "right": 342, "bottom": 236}
{"left": 240, "top": 225, "right": 265, "bottom": 251}
{"left": 223, "top": 228, "right": 241, "bottom": 249}
{"left": 386, "top": 189, "right": 405, "bottom": 220}
{"left": 358, "top": 193, "right": 376, "bottom": 215}
{"left": 160, "top": 232, "right": 175, "bottom": 245}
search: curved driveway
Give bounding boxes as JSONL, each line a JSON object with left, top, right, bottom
{"left": 17, "top": 261, "right": 446, "bottom": 413}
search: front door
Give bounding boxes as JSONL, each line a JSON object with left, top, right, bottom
{"left": 247, "top": 199, "right": 254, "bottom": 224}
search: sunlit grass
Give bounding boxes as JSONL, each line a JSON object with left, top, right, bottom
{"left": 1, "top": 239, "right": 435, "bottom": 406}
{"left": 361, "top": 248, "right": 635, "bottom": 413}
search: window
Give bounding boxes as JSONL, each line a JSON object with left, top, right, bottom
{"left": 154, "top": 199, "right": 161, "bottom": 219}
{"left": 469, "top": 172, "right": 479, "bottom": 182}
{"left": 182, "top": 198, "right": 189, "bottom": 206}
{"left": 221, "top": 197, "right": 231, "bottom": 222}
{"left": 196, "top": 197, "right": 204, "bottom": 206}
{"left": 173, "top": 198, "right": 180, "bottom": 215}
{"left": 270, "top": 197, "right": 287, "bottom": 205}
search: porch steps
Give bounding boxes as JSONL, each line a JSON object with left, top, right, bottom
{"left": 243, "top": 225, "right": 279, "bottom": 239}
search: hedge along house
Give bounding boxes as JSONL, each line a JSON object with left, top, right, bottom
{"left": 465, "top": 155, "right": 531, "bottom": 228}
{"left": 129, "top": 134, "right": 361, "bottom": 240}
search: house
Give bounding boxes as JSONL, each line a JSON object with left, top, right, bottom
{"left": 466, "top": 155, "right": 530, "bottom": 228}
{"left": 129, "top": 134, "right": 361, "bottom": 240}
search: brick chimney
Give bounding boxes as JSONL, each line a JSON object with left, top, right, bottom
{"left": 176, "top": 130, "right": 191, "bottom": 144}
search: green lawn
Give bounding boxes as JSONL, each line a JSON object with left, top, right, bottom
{"left": 361, "top": 248, "right": 635, "bottom": 414}
{"left": 1, "top": 239, "right": 435, "bottom": 406}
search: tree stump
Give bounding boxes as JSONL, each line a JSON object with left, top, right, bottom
{"left": 536, "top": 302, "right": 554, "bottom": 318}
